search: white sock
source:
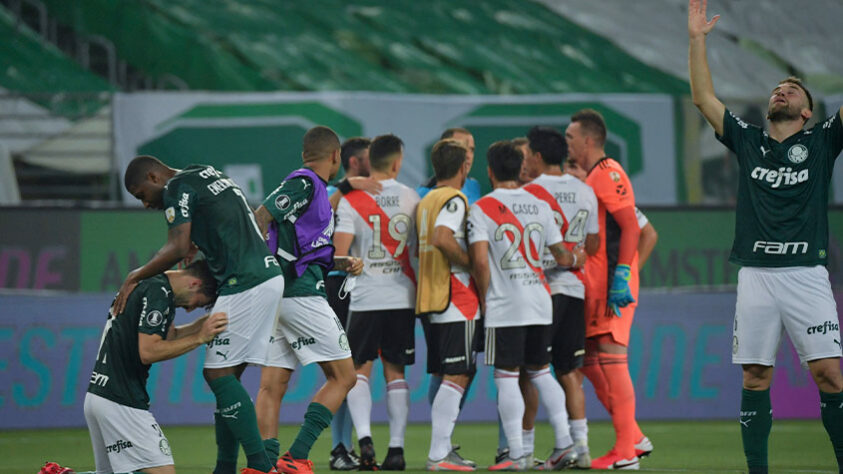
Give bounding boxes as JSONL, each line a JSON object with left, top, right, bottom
{"left": 495, "top": 369, "right": 525, "bottom": 459}
{"left": 429, "top": 381, "right": 463, "bottom": 461}
{"left": 522, "top": 428, "right": 535, "bottom": 456}
{"left": 528, "top": 368, "right": 572, "bottom": 449}
{"left": 386, "top": 379, "right": 410, "bottom": 448}
{"left": 347, "top": 374, "right": 372, "bottom": 440}
{"left": 570, "top": 418, "right": 589, "bottom": 453}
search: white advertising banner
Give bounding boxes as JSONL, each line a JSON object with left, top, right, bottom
{"left": 113, "top": 91, "right": 677, "bottom": 205}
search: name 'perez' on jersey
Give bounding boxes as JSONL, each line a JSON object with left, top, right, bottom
{"left": 717, "top": 109, "right": 842, "bottom": 267}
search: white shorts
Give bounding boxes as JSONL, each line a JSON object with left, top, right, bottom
{"left": 205, "top": 275, "right": 284, "bottom": 368}
{"left": 84, "top": 393, "right": 173, "bottom": 474}
{"left": 266, "top": 296, "right": 352, "bottom": 368}
{"left": 733, "top": 266, "right": 841, "bottom": 367}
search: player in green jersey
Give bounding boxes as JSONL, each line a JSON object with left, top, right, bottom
{"left": 689, "top": 1, "right": 843, "bottom": 473}
{"left": 251, "top": 126, "right": 362, "bottom": 474}
{"left": 120, "top": 157, "right": 285, "bottom": 474}
{"left": 84, "top": 260, "right": 226, "bottom": 474}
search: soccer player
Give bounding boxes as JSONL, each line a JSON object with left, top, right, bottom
{"left": 119, "top": 156, "right": 285, "bottom": 474}
{"left": 325, "top": 136, "right": 372, "bottom": 470}
{"left": 418, "top": 128, "right": 482, "bottom": 205}
{"left": 416, "top": 139, "right": 480, "bottom": 471}
{"left": 468, "top": 141, "right": 585, "bottom": 471}
{"left": 689, "top": 1, "right": 843, "bottom": 472}
{"left": 333, "top": 134, "right": 420, "bottom": 470}
{"left": 522, "top": 126, "right": 599, "bottom": 469}
{"left": 85, "top": 260, "right": 227, "bottom": 474}
{"left": 565, "top": 109, "right": 649, "bottom": 470}
{"left": 252, "top": 126, "right": 361, "bottom": 473}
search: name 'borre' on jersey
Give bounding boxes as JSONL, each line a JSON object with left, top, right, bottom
{"left": 467, "top": 187, "right": 561, "bottom": 328}
{"left": 335, "top": 179, "right": 420, "bottom": 311}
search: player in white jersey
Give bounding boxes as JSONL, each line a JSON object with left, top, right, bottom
{"left": 522, "top": 127, "right": 599, "bottom": 469}
{"left": 468, "top": 141, "right": 586, "bottom": 471}
{"left": 333, "top": 134, "right": 419, "bottom": 470}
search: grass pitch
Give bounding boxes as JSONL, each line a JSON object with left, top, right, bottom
{"left": 3, "top": 420, "right": 837, "bottom": 473}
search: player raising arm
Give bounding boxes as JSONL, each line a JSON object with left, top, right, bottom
{"left": 689, "top": 1, "right": 843, "bottom": 473}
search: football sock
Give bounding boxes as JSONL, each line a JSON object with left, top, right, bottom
{"left": 428, "top": 374, "right": 443, "bottom": 405}
{"left": 599, "top": 353, "right": 637, "bottom": 458}
{"left": 429, "top": 380, "right": 464, "bottom": 461}
{"left": 819, "top": 390, "right": 843, "bottom": 470}
{"left": 263, "top": 438, "right": 280, "bottom": 464}
{"left": 209, "top": 375, "right": 271, "bottom": 471}
{"left": 289, "top": 402, "right": 333, "bottom": 460}
{"left": 740, "top": 388, "right": 772, "bottom": 472}
{"left": 213, "top": 411, "right": 239, "bottom": 474}
{"left": 386, "top": 379, "right": 410, "bottom": 447}
{"left": 497, "top": 413, "right": 509, "bottom": 451}
{"left": 495, "top": 369, "right": 525, "bottom": 459}
{"left": 347, "top": 374, "right": 372, "bottom": 440}
{"left": 582, "top": 352, "right": 611, "bottom": 413}
{"left": 522, "top": 428, "right": 535, "bottom": 456}
{"left": 528, "top": 368, "right": 573, "bottom": 449}
{"left": 331, "top": 399, "right": 350, "bottom": 449}
{"left": 570, "top": 418, "right": 589, "bottom": 454}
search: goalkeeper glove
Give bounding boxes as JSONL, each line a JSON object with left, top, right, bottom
{"left": 608, "top": 264, "right": 635, "bottom": 317}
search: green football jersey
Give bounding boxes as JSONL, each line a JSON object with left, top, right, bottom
{"left": 718, "top": 109, "right": 843, "bottom": 267}
{"left": 163, "top": 165, "right": 281, "bottom": 295}
{"left": 88, "top": 275, "right": 175, "bottom": 410}
{"left": 263, "top": 175, "right": 328, "bottom": 298}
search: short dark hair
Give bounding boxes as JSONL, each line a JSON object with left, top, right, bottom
{"left": 440, "top": 127, "right": 471, "bottom": 140}
{"left": 302, "top": 126, "right": 340, "bottom": 162}
{"left": 779, "top": 76, "right": 813, "bottom": 111}
{"left": 570, "top": 109, "right": 607, "bottom": 146}
{"left": 431, "top": 139, "right": 467, "bottom": 181}
{"left": 527, "top": 126, "right": 567, "bottom": 165}
{"left": 511, "top": 137, "right": 528, "bottom": 148}
{"left": 487, "top": 140, "right": 523, "bottom": 182}
{"left": 184, "top": 259, "right": 218, "bottom": 299}
{"left": 340, "top": 137, "right": 371, "bottom": 171}
{"left": 369, "top": 134, "right": 404, "bottom": 172}
{"left": 124, "top": 155, "right": 165, "bottom": 191}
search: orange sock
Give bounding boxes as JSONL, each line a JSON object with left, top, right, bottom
{"left": 599, "top": 352, "right": 637, "bottom": 459}
{"left": 581, "top": 352, "right": 612, "bottom": 413}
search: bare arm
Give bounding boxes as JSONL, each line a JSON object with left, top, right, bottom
{"left": 432, "top": 226, "right": 469, "bottom": 268}
{"left": 334, "top": 256, "right": 363, "bottom": 275}
{"left": 113, "top": 223, "right": 192, "bottom": 315}
{"left": 638, "top": 222, "right": 659, "bottom": 270}
{"left": 584, "top": 233, "right": 600, "bottom": 256}
{"left": 469, "top": 241, "right": 490, "bottom": 314}
{"left": 689, "top": 0, "right": 725, "bottom": 136}
{"left": 333, "top": 232, "right": 354, "bottom": 257}
{"left": 138, "top": 312, "right": 228, "bottom": 365}
{"left": 254, "top": 205, "right": 274, "bottom": 238}
{"left": 549, "top": 242, "right": 586, "bottom": 269}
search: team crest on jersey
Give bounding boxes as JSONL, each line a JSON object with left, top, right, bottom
{"left": 787, "top": 144, "right": 808, "bottom": 164}
{"left": 145, "top": 310, "right": 163, "bottom": 327}
{"left": 275, "top": 194, "right": 291, "bottom": 210}
{"left": 609, "top": 171, "right": 621, "bottom": 183}
{"left": 165, "top": 207, "right": 175, "bottom": 223}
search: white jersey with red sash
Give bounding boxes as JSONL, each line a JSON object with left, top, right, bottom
{"left": 335, "top": 179, "right": 419, "bottom": 311}
{"left": 467, "top": 188, "right": 561, "bottom": 328}
{"left": 525, "top": 174, "right": 599, "bottom": 299}
{"left": 429, "top": 195, "right": 480, "bottom": 324}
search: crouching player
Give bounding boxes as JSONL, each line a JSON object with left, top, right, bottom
{"left": 84, "top": 260, "right": 226, "bottom": 474}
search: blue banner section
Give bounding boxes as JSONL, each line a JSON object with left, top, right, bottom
{"left": 0, "top": 290, "right": 833, "bottom": 428}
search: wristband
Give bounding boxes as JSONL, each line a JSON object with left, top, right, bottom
{"left": 571, "top": 253, "right": 578, "bottom": 268}
{"left": 337, "top": 178, "right": 353, "bottom": 195}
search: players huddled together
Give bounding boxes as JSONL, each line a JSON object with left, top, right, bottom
{"left": 60, "top": 3, "right": 843, "bottom": 473}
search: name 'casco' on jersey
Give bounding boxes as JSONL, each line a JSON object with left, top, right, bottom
{"left": 526, "top": 174, "right": 599, "bottom": 299}
{"left": 335, "top": 179, "right": 420, "bottom": 311}
{"left": 467, "top": 188, "right": 561, "bottom": 328}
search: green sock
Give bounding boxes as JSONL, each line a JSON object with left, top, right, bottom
{"left": 264, "top": 437, "right": 281, "bottom": 464}
{"left": 213, "top": 411, "right": 239, "bottom": 474}
{"left": 209, "top": 375, "right": 271, "bottom": 471}
{"left": 740, "top": 388, "right": 772, "bottom": 472}
{"left": 288, "top": 402, "right": 334, "bottom": 460}
{"left": 820, "top": 390, "right": 843, "bottom": 471}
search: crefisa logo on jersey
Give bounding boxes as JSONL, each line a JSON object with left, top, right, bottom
{"left": 787, "top": 144, "right": 808, "bottom": 164}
